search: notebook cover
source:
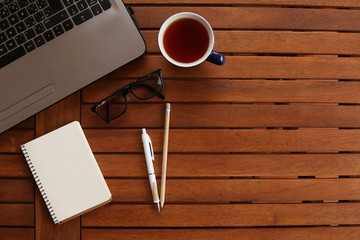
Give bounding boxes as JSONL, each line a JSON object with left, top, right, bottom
{"left": 21, "top": 121, "right": 112, "bottom": 224}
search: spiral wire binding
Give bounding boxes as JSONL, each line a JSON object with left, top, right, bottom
{"left": 21, "top": 145, "right": 59, "bottom": 224}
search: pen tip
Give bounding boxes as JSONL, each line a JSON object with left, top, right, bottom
{"left": 156, "top": 203, "right": 160, "bottom": 212}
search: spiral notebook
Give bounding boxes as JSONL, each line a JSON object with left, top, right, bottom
{"left": 21, "top": 121, "right": 112, "bottom": 224}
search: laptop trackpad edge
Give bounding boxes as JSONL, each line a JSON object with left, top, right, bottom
{"left": 0, "top": 84, "right": 54, "bottom": 121}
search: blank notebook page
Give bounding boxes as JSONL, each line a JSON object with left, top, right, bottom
{"left": 21, "top": 121, "right": 111, "bottom": 224}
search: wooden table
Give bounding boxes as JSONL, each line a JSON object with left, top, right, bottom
{"left": 1, "top": 0, "right": 360, "bottom": 239}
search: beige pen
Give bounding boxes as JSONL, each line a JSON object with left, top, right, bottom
{"left": 160, "top": 103, "right": 171, "bottom": 208}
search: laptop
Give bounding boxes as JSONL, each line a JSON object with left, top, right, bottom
{"left": 0, "top": 0, "right": 146, "bottom": 134}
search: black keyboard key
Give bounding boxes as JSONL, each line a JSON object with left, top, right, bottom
{"left": 63, "top": 0, "right": 74, "bottom": 7}
{"left": 36, "top": 0, "right": 48, "bottom": 9}
{"left": 18, "top": 8, "right": 29, "bottom": 20}
{"left": 34, "top": 11, "right": 45, "bottom": 22}
{"left": 44, "top": 10, "right": 68, "bottom": 29}
{"left": 91, "top": 4, "right": 102, "bottom": 16}
{"left": 99, "top": 0, "right": 111, "bottom": 10}
{"left": 6, "top": 39, "right": 16, "bottom": 50}
{"left": 27, "top": 3, "right": 38, "bottom": 14}
{"left": 44, "top": 6, "right": 55, "bottom": 17}
{"left": 18, "top": 0, "right": 30, "bottom": 8}
{"left": 0, "top": 7, "right": 10, "bottom": 18}
{"left": 62, "top": 19, "right": 73, "bottom": 31}
{"left": 5, "top": 27, "right": 16, "bottom": 38}
{"left": 53, "top": 24, "right": 64, "bottom": 36}
{"left": 68, "top": 5, "right": 78, "bottom": 16}
{"left": 0, "top": 32, "right": 7, "bottom": 44}
{"left": 15, "top": 33, "right": 27, "bottom": 45}
{"left": 8, "top": 14, "right": 19, "bottom": 25}
{"left": 48, "top": 0, "right": 64, "bottom": 12}
{"left": 0, "top": 19, "right": 10, "bottom": 31}
{"left": 25, "top": 28, "right": 36, "bottom": 39}
{"left": 77, "top": 0, "right": 87, "bottom": 11}
{"left": 34, "top": 35, "right": 45, "bottom": 47}
{"left": 43, "top": 30, "right": 55, "bottom": 41}
{"left": 8, "top": 2, "right": 19, "bottom": 13}
{"left": 25, "top": 16, "right": 36, "bottom": 27}
{"left": 0, "top": 44, "right": 7, "bottom": 56}
{"left": 4, "top": 0, "right": 13, "bottom": 5}
{"left": 86, "top": 0, "right": 97, "bottom": 6}
{"left": 34, "top": 23, "right": 45, "bottom": 34}
{"left": 0, "top": 46, "right": 26, "bottom": 68}
{"left": 72, "top": 9, "right": 92, "bottom": 25}
{"left": 15, "top": 22, "right": 26, "bottom": 33}
{"left": 24, "top": 40, "right": 36, "bottom": 52}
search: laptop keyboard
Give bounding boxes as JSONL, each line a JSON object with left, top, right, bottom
{"left": 0, "top": 0, "right": 112, "bottom": 69}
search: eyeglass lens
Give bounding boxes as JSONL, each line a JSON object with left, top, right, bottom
{"left": 132, "top": 71, "right": 163, "bottom": 100}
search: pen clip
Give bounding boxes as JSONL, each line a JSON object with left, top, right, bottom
{"left": 147, "top": 133, "right": 155, "bottom": 161}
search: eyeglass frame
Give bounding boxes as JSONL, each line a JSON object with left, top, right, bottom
{"left": 91, "top": 69, "right": 165, "bottom": 123}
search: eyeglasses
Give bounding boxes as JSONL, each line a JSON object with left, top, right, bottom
{"left": 91, "top": 69, "right": 165, "bottom": 122}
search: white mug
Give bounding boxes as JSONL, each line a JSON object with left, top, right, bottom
{"left": 158, "top": 12, "right": 226, "bottom": 68}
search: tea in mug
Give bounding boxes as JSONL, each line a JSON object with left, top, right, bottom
{"left": 163, "top": 18, "right": 209, "bottom": 63}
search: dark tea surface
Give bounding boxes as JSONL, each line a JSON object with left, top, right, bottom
{"left": 163, "top": 18, "right": 209, "bottom": 63}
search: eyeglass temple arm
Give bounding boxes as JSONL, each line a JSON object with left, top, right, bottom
{"left": 157, "top": 92, "right": 165, "bottom": 99}
{"left": 105, "top": 101, "right": 111, "bottom": 123}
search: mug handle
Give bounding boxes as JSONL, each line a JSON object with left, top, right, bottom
{"left": 206, "top": 51, "right": 226, "bottom": 65}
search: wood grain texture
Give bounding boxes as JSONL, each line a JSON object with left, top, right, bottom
{"left": 133, "top": 7, "right": 360, "bottom": 31}
{"left": 83, "top": 227, "right": 360, "bottom": 240}
{"left": 0, "top": 204, "right": 34, "bottom": 226}
{"left": 87, "top": 55, "right": 360, "bottom": 80}
{"left": 82, "top": 104, "right": 360, "bottom": 128}
{"left": 107, "top": 179, "right": 360, "bottom": 203}
{"left": 82, "top": 203, "right": 360, "bottom": 227}
{"left": 11, "top": 117, "right": 35, "bottom": 130}
{"left": 85, "top": 129, "right": 360, "bottom": 153}
{"left": 96, "top": 153, "right": 360, "bottom": 178}
{"left": 83, "top": 79, "right": 360, "bottom": 104}
{"left": 142, "top": 30, "right": 360, "bottom": 55}
{"left": 0, "top": 130, "right": 34, "bottom": 153}
{"left": 1, "top": 1, "right": 360, "bottom": 238}
{"left": 0, "top": 179, "right": 34, "bottom": 203}
{"left": 0, "top": 228, "right": 34, "bottom": 240}
{"left": 0, "top": 155, "right": 31, "bottom": 177}
{"left": 125, "top": 0, "right": 360, "bottom": 8}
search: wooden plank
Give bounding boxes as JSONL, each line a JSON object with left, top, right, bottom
{"left": 0, "top": 179, "right": 34, "bottom": 203}
{"left": 83, "top": 226, "right": 360, "bottom": 240}
{"left": 11, "top": 117, "right": 35, "bottom": 130}
{"left": 142, "top": 30, "right": 360, "bottom": 55}
{"left": 83, "top": 79, "right": 360, "bottom": 104}
{"left": 92, "top": 55, "right": 360, "bottom": 80}
{"left": 82, "top": 104, "right": 360, "bottom": 128}
{"left": 0, "top": 228, "right": 34, "bottom": 240}
{"left": 85, "top": 129, "right": 360, "bottom": 153}
{"left": 133, "top": 7, "right": 360, "bottom": 31}
{"left": 107, "top": 179, "right": 360, "bottom": 203}
{"left": 0, "top": 154, "right": 31, "bottom": 177}
{"left": 34, "top": 93, "right": 81, "bottom": 240}
{"left": 0, "top": 130, "right": 33, "bottom": 153}
{"left": 125, "top": 0, "right": 360, "bottom": 8}
{"left": 96, "top": 153, "right": 360, "bottom": 178}
{"left": 82, "top": 203, "right": 360, "bottom": 227}
{"left": 0, "top": 204, "right": 34, "bottom": 226}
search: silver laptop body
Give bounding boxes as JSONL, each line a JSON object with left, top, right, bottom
{"left": 0, "top": 0, "right": 146, "bottom": 133}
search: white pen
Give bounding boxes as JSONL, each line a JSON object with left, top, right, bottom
{"left": 141, "top": 128, "right": 160, "bottom": 212}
